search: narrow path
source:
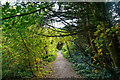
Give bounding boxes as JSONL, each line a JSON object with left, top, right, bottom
{"left": 47, "top": 50, "right": 82, "bottom": 78}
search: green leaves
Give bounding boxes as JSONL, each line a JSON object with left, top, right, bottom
{"left": 97, "top": 25, "right": 101, "bottom": 30}
{"left": 100, "top": 33, "right": 104, "bottom": 37}
{"left": 94, "top": 30, "right": 100, "bottom": 36}
{"left": 106, "top": 29, "right": 110, "bottom": 33}
{"left": 2, "top": 2, "right": 58, "bottom": 78}
{"left": 3, "top": 2, "right": 10, "bottom": 10}
{"left": 108, "top": 42, "right": 112, "bottom": 47}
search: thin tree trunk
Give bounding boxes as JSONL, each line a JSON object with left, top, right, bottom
{"left": 65, "top": 41, "right": 72, "bottom": 57}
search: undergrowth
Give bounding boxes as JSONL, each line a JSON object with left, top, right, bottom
{"left": 61, "top": 49, "right": 112, "bottom": 79}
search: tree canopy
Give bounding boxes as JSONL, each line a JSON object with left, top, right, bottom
{"left": 1, "top": 1, "right": 120, "bottom": 79}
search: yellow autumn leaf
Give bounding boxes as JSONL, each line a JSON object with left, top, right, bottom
{"left": 91, "top": 39, "right": 94, "bottom": 42}
{"left": 97, "top": 63, "right": 99, "bottom": 65}
{"left": 7, "top": 12, "right": 10, "bottom": 14}
{"left": 102, "top": 77, "right": 104, "bottom": 79}
{"left": 90, "top": 56, "right": 93, "bottom": 58}
{"left": 36, "top": 57, "right": 40, "bottom": 62}
{"left": 108, "top": 42, "right": 112, "bottom": 46}
{"left": 111, "top": 27, "right": 114, "bottom": 29}
{"left": 100, "top": 53, "right": 103, "bottom": 55}
{"left": 100, "top": 44, "right": 103, "bottom": 46}
{"left": 98, "top": 49, "right": 102, "bottom": 53}
{"left": 115, "top": 26, "right": 119, "bottom": 30}
{"left": 100, "top": 27, "right": 104, "bottom": 31}
{"left": 92, "top": 70, "right": 94, "bottom": 72}
{"left": 106, "top": 29, "right": 110, "bottom": 33}
{"left": 98, "top": 46, "right": 100, "bottom": 49}
{"left": 95, "top": 70, "right": 97, "bottom": 72}
{"left": 94, "top": 58, "right": 96, "bottom": 61}
{"left": 100, "top": 33, "right": 104, "bottom": 37}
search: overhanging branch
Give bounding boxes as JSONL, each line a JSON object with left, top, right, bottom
{"left": 48, "top": 8, "right": 71, "bottom": 26}
{"left": 45, "top": 23, "right": 69, "bottom": 33}
{"left": 41, "top": 33, "right": 77, "bottom": 37}
{"left": 1, "top": 2, "right": 55, "bottom": 21}
{"left": 29, "top": 28, "right": 77, "bottom": 37}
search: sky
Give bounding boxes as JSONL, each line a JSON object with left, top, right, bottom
{"left": 1, "top": 0, "right": 16, "bottom": 4}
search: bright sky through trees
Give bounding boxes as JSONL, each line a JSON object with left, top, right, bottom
{"left": 0, "top": 0, "right": 67, "bottom": 28}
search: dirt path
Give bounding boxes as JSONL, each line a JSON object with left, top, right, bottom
{"left": 47, "top": 50, "right": 82, "bottom": 78}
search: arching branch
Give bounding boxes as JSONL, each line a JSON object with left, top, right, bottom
{"left": 1, "top": 2, "right": 55, "bottom": 21}
{"left": 45, "top": 23, "right": 69, "bottom": 33}
{"left": 41, "top": 33, "right": 77, "bottom": 37}
{"left": 29, "top": 28, "right": 77, "bottom": 37}
{"left": 48, "top": 8, "right": 72, "bottom": 26}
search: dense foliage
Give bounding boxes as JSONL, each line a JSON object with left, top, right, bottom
{"left": 2, "top": 2, "right": 59, "bottom": 78}
{"left": 62, "top": 42, "right": 111, "bottom": 79}
{"left": 1, "top": 1, "right": 120, "bottom": 79}
{"left": 59, "top": 2, "right": 120, "bottom": 79}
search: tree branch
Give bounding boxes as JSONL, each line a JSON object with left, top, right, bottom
{"left": 72, "top": 41, "right": 102, "bottom": 70}
{"left": 48, "top": 8, "right": 72, "bottom": 26}
{"left": 41, "top": 33, "right": 77, "bottom": 37}
{"left": 28, "top": 27, "right": 77, "bottom": 37}
{"left": 1, "top": 2, "right": 55, "bottom": 21}
{"left": 45, "top": 23, "right": 69, "bottom": 33}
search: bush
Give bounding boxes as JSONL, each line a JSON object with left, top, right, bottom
{"left": 43, "top": 52, "right": 57, "bottom": 62}
{"left": 61, "top": 49, "right": 112, "bottom": 79}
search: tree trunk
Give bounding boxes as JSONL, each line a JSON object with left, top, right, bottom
{"left": 65, "top": 41, "right": 72, "bottom": 57}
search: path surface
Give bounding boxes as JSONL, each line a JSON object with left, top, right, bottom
{"left": 47, "top": 50, "right": 82, "bottom": 78}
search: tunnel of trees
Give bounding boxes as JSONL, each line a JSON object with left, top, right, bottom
{"left": 1, "top": 1, "right": 120, "bottom": 79}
